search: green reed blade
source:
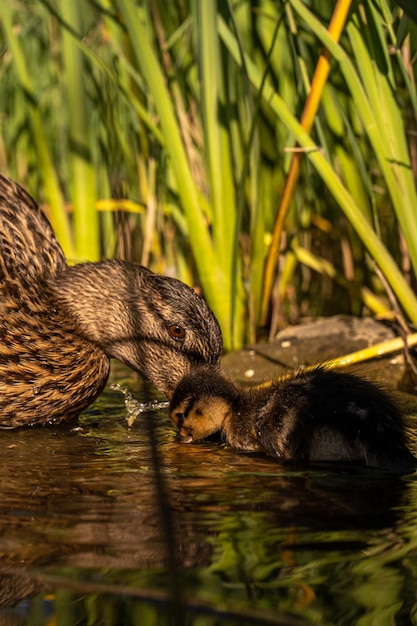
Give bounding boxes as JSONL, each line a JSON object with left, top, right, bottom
{"left": 61, "top": 2, "right": 99, "bottom": 262}
{"left": 289, "top": 0, "right": 417, "bottom": 274}
{"left": 195, "top": 1, "right": 236, "bottom": 270}
{"left": 218, "top": 12, "right": 417, "bottom": 328}
{"left": 116, "top": 0, "right": 237, "bottom": 349}
{"left": 1, "top": 2, "right": 74, "bottom": 258}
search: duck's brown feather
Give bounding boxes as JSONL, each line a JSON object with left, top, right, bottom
{"left": 0, "top": 177, "right": 106, "bottom": 427}
{"left": 0, "top": 176, "right": 66, "bottom": 284}
{"left": 0, "top": 302, "right": 109, "bottom": 427}
{"left": 0, "top": 175, "right": 222, "bottom": 427}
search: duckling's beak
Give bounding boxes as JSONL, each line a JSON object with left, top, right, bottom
{"left": 174, "top": 432, "right": 193, "bottom": 444}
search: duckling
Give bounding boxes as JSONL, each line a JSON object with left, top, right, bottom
{"left": 0, "top": 175, "right": 222, "bottom": 427}
{"left": 169, "top": 366, "right": 417, "bottom": 473}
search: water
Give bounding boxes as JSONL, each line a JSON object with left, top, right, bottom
{"left": 1, "top": 364, "right": 417, "bottom": 625}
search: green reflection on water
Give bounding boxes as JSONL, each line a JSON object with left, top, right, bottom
{"left": 1, "top": 365, "right": 417, "bottom": 625}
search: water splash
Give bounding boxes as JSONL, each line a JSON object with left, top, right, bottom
{"left": 110, "top": 384, "right": 169, "bottom": 427}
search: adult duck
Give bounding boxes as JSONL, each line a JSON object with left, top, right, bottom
{"left": 0, "top": 175, "right": 222, "bottom": 427}
{"left": 169, "top": 366, "right": 416, "bottom": 473}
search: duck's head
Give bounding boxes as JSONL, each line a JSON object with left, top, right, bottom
{"left": 54, "top": 261, "right": 223, "bottom": 397}
{"left": 169, "top": 368, "right": 238, "bottom": 442}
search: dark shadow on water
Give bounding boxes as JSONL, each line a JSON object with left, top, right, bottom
{"left": 1, "top": 364, "right": 417, "bottom": 625}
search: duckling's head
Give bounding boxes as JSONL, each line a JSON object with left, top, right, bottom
{"left": 169, "top": 368, "right": 238, "bottom": 442}
{"left": 54, "top": 261, "right": 223, "bottom": 396}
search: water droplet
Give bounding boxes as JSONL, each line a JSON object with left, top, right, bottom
{"left": 110, "top": 384, "right": 169, "bottom": 427}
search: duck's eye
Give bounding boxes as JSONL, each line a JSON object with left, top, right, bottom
{"left": 168, "top": 324, "right": 186, "bottom": 341}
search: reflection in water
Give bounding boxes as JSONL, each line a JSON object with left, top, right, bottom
{"left": 0, "top": 365, "right": 417, "bottom": 624}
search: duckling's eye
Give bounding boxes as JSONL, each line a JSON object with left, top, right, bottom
{"left": 174, "top": 412, "right": 184, "bottom": 427}
{"left": 168, "top": 324, "right": 186, "bottom": 341}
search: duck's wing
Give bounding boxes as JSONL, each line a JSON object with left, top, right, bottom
{"left": 0, "top": 175, "right": 67, "bottom": 286}
{"left": 0, "top": 297, "right": 111, "bottom": 427}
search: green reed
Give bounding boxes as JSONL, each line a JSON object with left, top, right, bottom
{"left": 0, "top": 0, "right": 416, "bottom": 350}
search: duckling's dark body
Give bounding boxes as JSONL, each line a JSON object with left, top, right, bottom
{"left": 0, "top": 176, "right": 222, "bottom": 427}
{"left": 170, "top": 367, "right": 417, "bottom": 473}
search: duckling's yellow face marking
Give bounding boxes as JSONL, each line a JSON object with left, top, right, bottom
{"left": 170, "top": 396, "right": 230, "bottom": 443}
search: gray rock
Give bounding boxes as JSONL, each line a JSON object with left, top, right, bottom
{"left": 222, "top": 315, "right": 409, "bottom": 390}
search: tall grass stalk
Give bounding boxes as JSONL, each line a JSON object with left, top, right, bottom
{"left": 1, "top": 2, "right": 74, "bottom": 258}
{"left": 116, "top": 0, "right": 242, "bottom": 348}
{"left": 219, "top": 12, "right": 417, "bottom": 328}
{"left": 261, "top": 0, "right": 353, "bottom": 328}
{"left": 61, "top": 2, "right": 100, "bottom": 262}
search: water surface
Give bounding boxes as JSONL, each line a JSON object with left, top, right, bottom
{"left": 1, "top": 364, "right": 417, "bottom": 625}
